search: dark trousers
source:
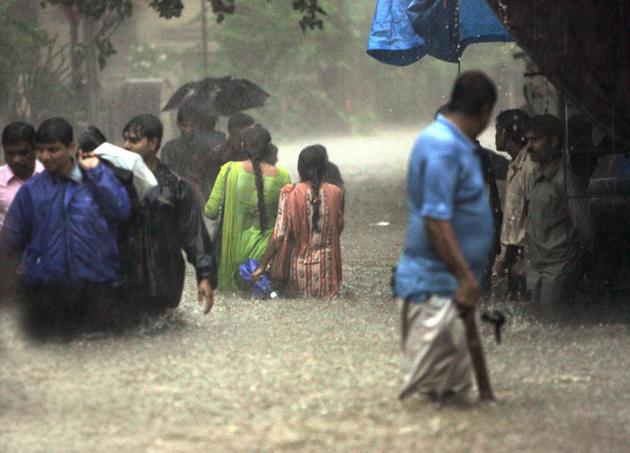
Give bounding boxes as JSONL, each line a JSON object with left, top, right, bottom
{"left": 505, "top": 246, "right": 528, "bottom": 299}
{"left": 532, "top": 259, "right": 584, "bottom": 305}
{"left": 20, "top": 283, "right": 132, "bottom": 339}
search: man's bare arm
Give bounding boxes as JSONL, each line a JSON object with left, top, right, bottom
{"left": 425, "top": 217, "right": 480, "bottom": 307}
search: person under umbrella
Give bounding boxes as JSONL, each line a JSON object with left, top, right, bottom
{"left": 162, "top": 76, "right": 269, "bottom": 116}
{"left": 191, "top": 112, "right": 256, "bottom": 199}
{"left": 162, "top": 102, "right": 226, "bottom": 201}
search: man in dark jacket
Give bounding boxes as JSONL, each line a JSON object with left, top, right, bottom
{"left": 122, "top": 114, "right": 216, "bottom": 315}
{"left": 1, "top": 118, "right": 132, "bottom": 337}
{"left": 162, "top": 103, "right": 226, "bottom": 200}
{"left": 191, "top": 112, "right": 255, "bottom": 199}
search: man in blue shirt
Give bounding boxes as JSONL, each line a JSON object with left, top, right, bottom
{"left": 1, "top": 118, "right": 132, "bottom": 338}
{"left": 396, "top": 72, "right": 497, "bottom": 401}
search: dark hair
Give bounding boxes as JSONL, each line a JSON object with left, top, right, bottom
{"left": 78, "top": 125, "right": 107, "bottom": 152}
{"left": 2, "top": 122, "right": 36, "bottom": 147}
{"left": 298, "top": 145, "right": 329, "bottom": 232}
{"left": 448, "top": 71, "right": 497, "bottom": 116}
{"left": 496, "top": 109, "right": 530, "bottom": 145}
{"left": 243, "top": 126, "right": 272, "bottom": 231}
{"left": 525, "top": 114, "right": 563, "bottom": 150}
{"left": 36, "top": 117, "right": 73, "bottom": 146}
{"left": 177, "top": 102, "right": 197, "bottom": 125}
{"left": 123, "top": 114, "right": 164, "bottom": 149}
{"left": 197, "top": 111, "right": 218, "bottom": 132}
{"left": 227, "top": 112, "right": 255, "bottom": 135}
{"left": 194, "top": 108, "right": 218, "bottom": 132}
{"left": 177, "top": 102, "right": 218, "bottom": 132}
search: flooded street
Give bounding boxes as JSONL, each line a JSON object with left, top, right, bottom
{"left": 1, "top": 130, "right": 630, "bottom": 452}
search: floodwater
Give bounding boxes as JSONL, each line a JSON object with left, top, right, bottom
{"left": 1, "top": 129, "right": 630, "bottom": 452}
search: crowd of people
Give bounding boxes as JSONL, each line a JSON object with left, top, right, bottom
{"left": 492, "top": 110, "right": 592, "bottom": 305}
{"left": 396, "top": 71, "right": 595, "bottom": 401}
{"left": 0, "top": 109, "right": 345, "bottom": 339}
{"left": 0, "top": 69, "right": 601, "bottom": 405}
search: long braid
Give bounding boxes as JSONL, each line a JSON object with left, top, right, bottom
{"left": 252, "top": 156, "right": 267, "bottom": 231}
{"left": 297, "top": 144, "right": 328, "bottom": 233}
{"left": 310, "top": 171, "right": 323, "bottom": 232}
{"left": 243, "top": 126, "right": 272, "bottom": 232}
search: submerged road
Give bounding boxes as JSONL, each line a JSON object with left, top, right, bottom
{"left": 1, "top": 130, "right": 629, "bottom": 452}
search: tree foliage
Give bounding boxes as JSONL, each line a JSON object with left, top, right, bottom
{"left": 209, "top": 0, "right": 327, "bottom": 31}
{"left": 0, "top": 1, "right": 76, "bottom": 124}
{"left": 41, "top": 0, "right": 134, "bottom": 69}
{"left": 202, "top": 2, "right": 368, "bottom": 136}
{"left": 1, "top": 0, "right": 329, "bottom": 124}
{"left": 37, "top": 0, "right": 327, "bottom": 72}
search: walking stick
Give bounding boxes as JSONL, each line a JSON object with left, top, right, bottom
{"left": 462, "top": 307, "right": 495, "bottom": 401}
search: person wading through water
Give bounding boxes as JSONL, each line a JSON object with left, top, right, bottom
{"left": 0, "top": 118, "right": 132, "bottom": 338}
{"left": 0, "top": 122, "right": 44, "bottom": 229}
{"left": 204, "top": 126, "right": 291, "bottom": 292}
{"left": 123, "top": 114, "right": 217, "bottom": 316}
{"left": 395, "top": 71, "right": 497, "bottom": 401}
{"left": 252, "top": 145, "right": 345, "bottom": 298}
{"left": 523, "top": 114, "right": 592, "bottom": 306}
{"left": 492, "top": 109, "right": 532, "bottom": 301}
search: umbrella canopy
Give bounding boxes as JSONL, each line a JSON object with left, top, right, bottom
{"left": 367, "top": 0, "right": 511, "bottom": 66}
{"left": 162, "top": 76, "right": 270, "bottom": 116}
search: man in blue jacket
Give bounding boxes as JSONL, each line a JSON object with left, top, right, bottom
{"left": 1, "top": 117, "right": 132, "bottom": 338}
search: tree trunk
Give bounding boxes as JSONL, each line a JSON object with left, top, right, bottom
{"left": 201, "top": 0, "right": 209, "bottom": 74}
{"left": 70, "top": 14, "right": 82, "bottom": 92}
{"left": 83, "top": 16, "right": 101, "bottom": 124}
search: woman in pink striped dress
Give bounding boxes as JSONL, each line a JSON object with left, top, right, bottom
{"left": 253, "top": 145, "right": 344, "bottom": 298}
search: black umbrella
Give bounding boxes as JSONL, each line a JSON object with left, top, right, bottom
{"left": 162, "top": 76, "right": 270, "bottom": 116}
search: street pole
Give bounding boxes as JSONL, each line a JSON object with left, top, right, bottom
{"left": 201, "top": 0, "right": 209, "bottom": 74}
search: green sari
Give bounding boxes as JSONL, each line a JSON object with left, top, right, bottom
{"left": 204, "top": 161, "right": 291, "bottom": 292}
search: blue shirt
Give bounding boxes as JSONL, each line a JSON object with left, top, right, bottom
{"left": 395, "top": 115, "right": 493, "bottom": 301}
{"left": 2, "top": 162, "right": 131, "bottom": 288}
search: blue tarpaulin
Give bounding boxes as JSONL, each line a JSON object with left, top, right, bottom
{"left": 367, "top": 0, "right": 512, "bottom": 66}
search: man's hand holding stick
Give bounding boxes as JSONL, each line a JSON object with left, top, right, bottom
{"left": 426, "top": 218, "right": 495, "bottom": 401}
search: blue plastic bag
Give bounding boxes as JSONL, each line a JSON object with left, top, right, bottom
{"left": 238, "top": 258, "right": 277, "bottom": 299}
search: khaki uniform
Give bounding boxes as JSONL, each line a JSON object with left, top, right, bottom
{"left": 501, "top": 147, "right": 535, "bottom": 247}
{"left": 526, "top": 157, "right": 592, "bottom": 303}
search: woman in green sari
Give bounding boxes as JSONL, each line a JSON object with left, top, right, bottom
{"left": 204, "top": 126, "right": 291, "bottom": 292}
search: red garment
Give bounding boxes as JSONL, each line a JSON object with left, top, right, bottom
{"left": 271, "top": 182, "right": 344, "bottom": 298}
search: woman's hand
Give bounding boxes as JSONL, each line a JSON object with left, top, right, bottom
{"left": 251, "top": 268, "right": 264, "bottom": 282}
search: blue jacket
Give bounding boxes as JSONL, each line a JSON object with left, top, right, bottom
{"left": 2, "top": 162, "right": 132, "bottom": 288}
